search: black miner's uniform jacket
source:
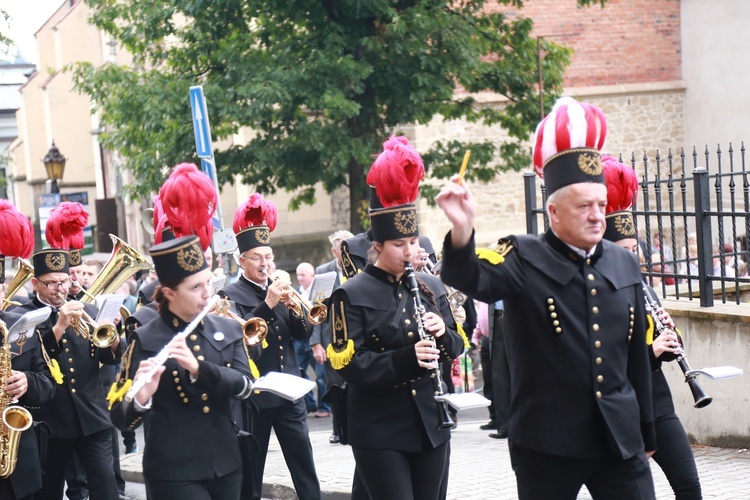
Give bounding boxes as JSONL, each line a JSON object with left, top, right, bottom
{"left": 330, "top": 265, "right": 464, "bottom": 451}
{"left": 111, "top": 312, "right": 253, "bottom": 482}
{"left": 1, "top": 310, "right": 55, "bottom": 498}
{"left": 15, "top": 297, "right": 121, "bottom": 439}
{"left": 441, "top": 231, "right": 656, "bottom": 459}
{"left": 219, "top": 275, "right": 312, "bottom": 409}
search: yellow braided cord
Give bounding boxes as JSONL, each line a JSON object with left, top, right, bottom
{"left": 106, "top": 379, "right": 133, "bottom": 410}
{"left": 456, "top": 323, "right": 471, "bottom": 350}
{"left": 48, "top": 358, "right": 64, "bottom": 384}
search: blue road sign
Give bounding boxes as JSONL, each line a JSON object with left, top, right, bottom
{"left": 189, "top": 86, "right": 213, "bottom": 158}
{"left": 201, "top": 158, "right": 222, "bottom": 230}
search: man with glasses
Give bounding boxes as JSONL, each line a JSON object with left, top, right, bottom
{"left": 220, "top": 194, "right": 321, "bottom": 500}
{"left": 13, "top": 248, "right": 121, "bottom": 500}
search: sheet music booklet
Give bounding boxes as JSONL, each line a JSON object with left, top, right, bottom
{"left": 5, "top": 307, "right": 52, "bottom": 345}
{"left": 94, "top": 294, "right": 127, "bottom": 324}
{"left": 309, "top": 271, "right": 337, "bottom": 301}
{"left": 686, "top": 366, "right": 744, "bottom": 380}
{"left": 251, "top": 371, "right": 316, "bottom": 401}
{"left": 435, "top": 392, "right": 492, "bottom": 411}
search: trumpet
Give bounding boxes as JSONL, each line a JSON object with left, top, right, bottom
{"left": 57, "top": 292, "right": 119, "bottom": 349}
{"left": 261, "top": 269, "right": 327, "bottom": 325}
{"left": 214, "top": 298, "right": 269, "bottom": 346}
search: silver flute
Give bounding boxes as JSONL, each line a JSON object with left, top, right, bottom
{"left": 124, "top": 295, "right": 220, "bottom": 403}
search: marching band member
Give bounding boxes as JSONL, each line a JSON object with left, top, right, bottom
{"left": 110, "top": 235, "right": 253, "bottom": 499}
{"left": 0, "top": 200, "right": 55, "bottom": 500}
{"left": 602, "top": 155, "right": 702, "bottom": 499}
{"left": 436, "top": 98, "right": 656, "bottom": 499}
{"left": 328, "top": 136, "right": 464, "bottom": 499}
{"left": 219, "top": 194, "right": 321, "bottom": 500}
{"left": 14, "top": 246, "right": 121, "bottom": 500}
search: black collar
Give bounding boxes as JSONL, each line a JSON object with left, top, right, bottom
{"left": 364, "top": 264, "right": 403, "bottom": 287}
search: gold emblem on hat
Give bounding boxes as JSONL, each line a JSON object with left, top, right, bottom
{"left": 614, "top": 214, "right": 636, "bottom": 237}
{"left": 393, "top": 210, "right": 417, "bottom": 235}
{"left": 45, "top": 252, "right": 66, "bottom": 271}
{"left": 176, "top": 245, "right": 204, "bottom": 272}
{"left": 255, "top": 228, "right": 271, "bottom": 245}
{"left": 578, "top": 153, "right": 602, "bottom": 175}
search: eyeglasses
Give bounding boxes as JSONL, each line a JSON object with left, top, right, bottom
{"left": 38, "top": 278, "right": 72, "bottom": 289}
{"left": 243, "top": 254, "right": 275, "bottom": 264}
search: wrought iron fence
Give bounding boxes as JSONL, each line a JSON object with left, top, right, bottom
{"left": 524, "top": 143, "right": 750, "bottom": 306}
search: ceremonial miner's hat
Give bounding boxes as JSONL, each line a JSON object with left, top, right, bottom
{"left": 602, "top": 155, "right": 639, "bottom": 243}
{"left": 45, "top": 201, "right": 88, "bottom": 267}
{"left": 532, "top": 97, "right": 608, "bottom": 196}
{"left": 157, "top": 163, "right": 217, "bottom": 251}
{"left": 32, "top": 248, "right": 70, "bottom": 277}
{"left": 366, "top": 136, "right": 425, "bottom": 242}
{"left": 0, "top": 200, "right": 34, "bottom": 283}
{"left": 233, "top": 193, "right": 278, "bottom": 254}
{"left": 149, "top": 235, "right": 208, "bottom": 288}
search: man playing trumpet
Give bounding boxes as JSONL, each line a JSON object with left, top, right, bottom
{"left": 13, "top": 248, "right": 121, "bottom": 499}
{"left": 219, "top": 193, "right": 321, "bottom": 500}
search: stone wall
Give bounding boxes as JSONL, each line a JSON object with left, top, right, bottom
{"left": 414, "top": 83, "right": 686, "bottom": 253}
{"left": 662, "top": 299, "right": 750, "bottom": 447}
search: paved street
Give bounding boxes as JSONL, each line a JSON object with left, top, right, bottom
{"left": 120, "top": 404, "right": 750, "bottom": 499}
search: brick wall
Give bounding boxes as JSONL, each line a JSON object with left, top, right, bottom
{"left": 487, "top": 0, "right": 682, "bottom": 87}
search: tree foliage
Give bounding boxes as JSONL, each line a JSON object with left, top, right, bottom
{"left": 74, "top": 0, "right": 592, "bottom": 231}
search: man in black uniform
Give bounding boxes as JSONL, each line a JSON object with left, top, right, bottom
{"left": 220, "top": 194, "right": 321, "bottom": 500}
{"left": 14, "top": 248, "right": 121, "bottom": 500}
{"left": 436, "top": 98, "right": 656, "bottom": 499}
{"left": 0, "top": 307, "right": 56, "bottom": 500}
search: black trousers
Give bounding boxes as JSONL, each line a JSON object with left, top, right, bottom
{"left": 146, "top": 468, "right": 242, "bottom": 500}
{"left": 479, "top": 335, "right": 495, "bottom": 421}
{"left": 249, "top": 398, "right": 321, "bottom": 500}
{"left": 509, "top": 443, "right": 655, "bottom": 500}
{"left": 490, "top": 313, "right": 511, "bottom": 433}
{"left": 652, "top": 413, "right": 702, "bottom": 500}
{"left": 64, "top": 426, "right": 126, "bottom": 498}
{"left": 36, "top": 428, "right": 118, "bottom": 500}
{"left": 352, "top": 441, "right": 450, "bottom": 500}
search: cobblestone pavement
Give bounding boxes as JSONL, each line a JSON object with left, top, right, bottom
{"left": 123, "top": 415, "right": 750, "bottom": 499}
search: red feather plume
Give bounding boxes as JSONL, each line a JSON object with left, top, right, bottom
{"left": 233, "top": 193, "right": 278, "bottom": 233}
{"left": 602, "top": 155, "right": 639, "bottom": 214}
{"left": 0, "top": 200, "right": 34, "bottom": 259}
{"left": 159, "top": 163, "right": 218, "bottom": 239}
{"left": 45, "top": 201, "right": 89, "bottom": 251}
{"left": 366, "top": 136, "right": 425, "bottom": 207}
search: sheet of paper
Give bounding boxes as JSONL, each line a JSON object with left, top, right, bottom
{"left": 6, "top": 307, "right": 52, "bottom": 344}
{"left": 211, "top": 274, "right": 227, "bottom": 294}
{"left": 686, "top": 366, "right": 744, "bottom": 380}
{"left": 435, "top": 392, "right": 492, "bottom": 411}
{"left": 95, "top": 294, "right": 127, "bottom": 324}
{"left": 309, "top": 271, "right": 337, "bottom": 301}
{"left": 251, "top": 371, "right": 316, "bottom": 402}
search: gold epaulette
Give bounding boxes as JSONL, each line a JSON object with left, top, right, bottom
{"left": 328, "top": 301, "right": 355, "bottom": 369}
{"left": 476, "top": 239, "right": 514, "bottom": 266}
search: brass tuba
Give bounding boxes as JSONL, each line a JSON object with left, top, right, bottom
{"left": 71, "top": 234, "right": 152, "bottom": 347}
{"left": 1, "top": 259, "right": 34, "bottom": 311}
{"left": 0, "top": 322, "right": 33, "bottom": 478}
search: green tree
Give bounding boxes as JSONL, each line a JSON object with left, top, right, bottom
{"left": 74, "top": 0, "right": 598, "bottom": 232}
{"left": 0, "top": 9, "right": 15, "bottom": 56}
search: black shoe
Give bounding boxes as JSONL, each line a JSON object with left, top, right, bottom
{"left": 479, "top": 421, "right": 497, "bottom": 431}
{"left": 329, "top": 433, "right": 340, "bottom": 444}
{"left": 489, "top": 431, "right": 508, "bottom": 439}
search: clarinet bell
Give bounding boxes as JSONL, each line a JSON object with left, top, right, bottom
{"left": 436, "top": 401, "right": 456, "bottom": 430}
{"left": 687, "top": 378, "right": 713, "bottom": 408}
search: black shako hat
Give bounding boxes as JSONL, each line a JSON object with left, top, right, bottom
{"left": 149, "top": 235, "right": 207, "bottom": 288}
{"left": 32, "top": 248, "right": 70, "bottom": 277}
{"left": 366, "top": 136, "right": 425, "bottom": 243}
{"left": 601, "top": 154, "right": 639, "bottom": 243}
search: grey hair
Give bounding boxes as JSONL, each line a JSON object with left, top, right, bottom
{"left": 329, "top": 229, "right": 355, "bottom": 247}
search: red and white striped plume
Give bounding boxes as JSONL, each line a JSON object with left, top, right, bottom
{"left": 532, "top": 97, "right": 608, "bottom": 177}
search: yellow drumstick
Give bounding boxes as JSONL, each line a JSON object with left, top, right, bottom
{"left": 457, "top": 150, "right": 471, "bottom": 185}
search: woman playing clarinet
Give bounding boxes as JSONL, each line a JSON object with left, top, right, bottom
{"left": 327, "top": 137, "right": 466, "bottom": 500}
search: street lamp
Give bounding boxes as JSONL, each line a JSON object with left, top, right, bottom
{"left": 43, "top": 141, "right": 66, "bottom": 194}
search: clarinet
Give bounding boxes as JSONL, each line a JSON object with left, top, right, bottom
{"left": 403, "top": 263, "right": 455, "bottom": 429}
{"left": 124, "top": 295, "right": 221, "bottom": 403}
{"left": 642, "top": 284, "right": 712, "bottom": 408}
